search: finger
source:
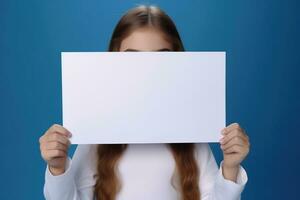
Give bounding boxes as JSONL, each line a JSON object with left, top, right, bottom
{"left": 223, "top": 145, "right": 244, "bottom": 154}
{"left": 221, "top": 123, "right": 244, "bottom": 135}
{"left": 46, "top": 133, "right": 71, "bottom": 146}
{"left": 39, "top": 135, "right": 45, "bottom": 144}
{"left": 45, "top": 149, "right": 67, "bottom": 159}
{"left": 48, "top": 124, "right": 71, "bottom": 137}
{"left": 221, "top": 136, "right": 245, "bottom": 151}
{"left": 45, "top": 141, "right": 68, "bottom": 152}
{"left": 220, "top": 129, "right": 247, "bottom": 145}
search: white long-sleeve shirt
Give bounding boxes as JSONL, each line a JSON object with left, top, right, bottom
{"left": 44, "top": 143, "right": 247, "bottom": 200}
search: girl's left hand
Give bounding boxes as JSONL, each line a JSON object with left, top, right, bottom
{"left": 220, "top": 123, "right": 250, "bottom": 170}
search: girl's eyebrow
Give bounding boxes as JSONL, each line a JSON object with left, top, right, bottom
{"left": 124, "top": 48, "right": 172, "bottom": 52}
{"left": 124, "top": 48, "right": 140, "bottom": 52}
{"left": 156, "top": 48, "right": 172, "bottom": 51}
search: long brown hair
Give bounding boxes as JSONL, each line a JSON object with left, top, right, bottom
{"left": 94, "top": 5, "right": 200, "bottom": 200}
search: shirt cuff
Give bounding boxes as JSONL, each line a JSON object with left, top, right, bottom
{"left": 46, "top": 157, "right": 73, "bottom": 180}
{"left": 44, "top": 157, "right": 76, "bottom": 198}
{"left": 214, "top": 161, "right": 248, "bottom": 199}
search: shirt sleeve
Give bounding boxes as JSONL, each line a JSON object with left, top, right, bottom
{"left": 44, "top": 157, "right": 79, "bottom": 200}
{"left": 43, "top": 144, "right": 97, "bottom": 200}
{"left": 196, "top": 143, "right": 248, "bottom": 200}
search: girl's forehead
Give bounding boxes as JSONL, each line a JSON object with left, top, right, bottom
{"left": 119, "top": 27, "right": 173, "bottom": 52}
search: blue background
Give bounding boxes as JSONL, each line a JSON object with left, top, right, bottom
{"left": 1, "top": 0, "right": 299, "bottom": 199}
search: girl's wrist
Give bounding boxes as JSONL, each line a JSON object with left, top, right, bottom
{"left": 222, "top": 164, "right": 239, "bottom": 182}
{"left": 49, "top": 166, "right": 65, "bottom": 176}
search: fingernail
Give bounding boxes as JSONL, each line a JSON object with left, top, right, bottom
{"left": 68, "top": 132, "right": 72, "bottom": 137}
{"left": 221, "top": 129, "right": 226, "bottom": 135}
{"left": 219, "top": 138, "right": 224, "bottom": 144}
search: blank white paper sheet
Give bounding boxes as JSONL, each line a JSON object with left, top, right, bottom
{"left": 61, "top": 52, "right": 226, "bottom": 144}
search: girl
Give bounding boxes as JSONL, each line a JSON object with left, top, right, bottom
{"left": 40, "top": 5, "right": 250, "bottom": 200}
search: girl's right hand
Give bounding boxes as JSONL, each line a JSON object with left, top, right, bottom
{"left": 39, "top": 124, "right": 72, "bottom": 176}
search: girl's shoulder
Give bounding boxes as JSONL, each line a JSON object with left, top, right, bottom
{"left": 193, "top": 143, "right": 216, "bottom": 169}
{"left": 71, "top": 144, "right": 98, "bottom": 179}
{"left": 194, "top": 143, "right": 212, "bottom": 156}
